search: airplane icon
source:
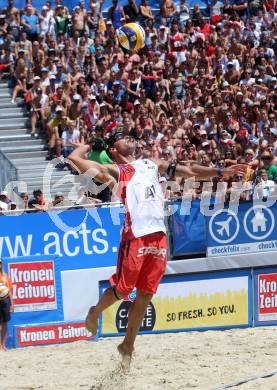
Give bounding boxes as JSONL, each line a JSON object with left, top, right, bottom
{"left": 215, "top": 217, "right": 232, "bottom": 237}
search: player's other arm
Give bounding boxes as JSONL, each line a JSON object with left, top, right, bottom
{"left": 153, "top": 159, "right": 247, "bottom": 179}
{"left": 68, "top": 145, "right": 118, "bottom": 189}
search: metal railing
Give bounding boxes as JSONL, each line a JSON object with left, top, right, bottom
{"left": 0, "top": 150, "right": 18, "bottom": 192}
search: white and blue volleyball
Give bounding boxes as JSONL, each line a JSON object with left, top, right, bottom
{"left": 117, "top": 23, "right": 145, "bottom": 51}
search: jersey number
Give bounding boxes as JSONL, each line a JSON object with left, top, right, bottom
{"left": 145, "top": 185, "right": 156, "bottom": 199}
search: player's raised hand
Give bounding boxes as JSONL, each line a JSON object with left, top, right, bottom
{"left": 223, "top": 164, "right": 248, "bottom": 177}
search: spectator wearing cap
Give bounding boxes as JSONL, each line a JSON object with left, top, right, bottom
{"left": 54, "top": 4, "right": 70, "bottom": 35}
{"left": 21, "top": 5, "right": 39, "bottom": 41}
{"left": 112, "top": 80, "right": 125, "bottom": 104}
{"left": 0, "top": 258, "right": 14, "bottom": 351}
{"left": 46, "top": 74, "right": 57, "bottom": 96}
{"left": 40, "top": 67, "right": 50, "bottom": 88}
{"left": 0, "top": 192, "right": 11, "bottom": 206}
{"left": 68, "top": 94, "right": 82, "bottom": 120}
{"left": 72, "top": 5, "right": 86, "bottom": 37}
{"left": 30, "top": 87, "right": 49, "bottom": 137}
{"left": 51, "top": 192, "right": 72, "bottom": 207}
{"left": 39, "top": 5, "right": 55, "bottom": 37}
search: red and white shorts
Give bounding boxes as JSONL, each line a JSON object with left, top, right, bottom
{"left": 110, "top": 231, "right": 167, "bottom": 296}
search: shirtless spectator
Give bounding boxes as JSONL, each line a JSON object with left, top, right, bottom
{"left": 28, "top": 190, "right": 49, "bottom": 211}
{"left": 139, "top": 0, "right": 153, "bottom": 21}
{"left": 72, "top": 5, "right": 87, "bottom": 36}
{"left": 160, "top": 0, "right": 177, "bottom": 25}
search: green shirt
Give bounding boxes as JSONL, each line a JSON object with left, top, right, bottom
{"left": 267, "top": 164, "right": 277, "bottom": 181}
{"left": 88, "top": 150, "right": 113, "bottom": 165}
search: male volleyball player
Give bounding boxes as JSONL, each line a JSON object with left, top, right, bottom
{"left": 68, "top": 132, "right": 246, "bottom": 371}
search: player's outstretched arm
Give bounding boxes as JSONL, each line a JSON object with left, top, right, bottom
{"left": 154, "top": 159, "right": 247, "bottom": 179}
{"left": 68, "top": 145, "right": 118, "bottom": 188}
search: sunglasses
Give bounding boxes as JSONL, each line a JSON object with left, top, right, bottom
{"left": 262, "top": 156, "right": 271, "bottom": 160}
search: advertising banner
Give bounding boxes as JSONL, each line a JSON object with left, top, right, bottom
{"left": 14, "top": 321, "right": 95, "bottom": 348}
{"left": 206, "top": 202, "right": 277, "bottom": 257}
{"left": 100, "top": 270, "right": 252, "bottom": 336}
{"left": 0, "top": 207, "right": 123, "bottom": 270}
{"left": 170, "top": 200, "right": 206, "bottom": 257}
{"left": 2, "top": 255, "right": 64, "bottom": 348}
{"left": 254, "top": 267, "right": 277, "bottom": 325}
{"left": 9, "top": 260, "right": 57, "bottom": 312}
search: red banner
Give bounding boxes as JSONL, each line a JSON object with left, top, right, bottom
{"left": 258, "top": 273, "right": 277, "bottom": 321}
{"left": 9, "top": 261, "right": 57, "bottom": 312}
{"left": 17, "top": 322, "right": 94, "bottom": 347}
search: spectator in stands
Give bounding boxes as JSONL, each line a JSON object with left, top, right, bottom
{"left": 108, "top": 0, "right": 126, "bottom": 29}
{"left": 0, "top": 47, "right": 13, "bottom": 80}
{"left": 87, "top": 138, "right": 112, "bottom": 202}
{"left": 160, "top": 0, "right": 177, "bottom": 25}
{"left": 0, "top": 259, "right": 14, "bottom": 351}
{"left": 51, "top": 192, "right": 72, "bottom": 207}
{"left": 0, "top": 0, "right": 276, "bottom": 209}
{"left": 139, "top": 0, "right": 153, "bottom": 22}
{"left": 260, "top": 152, "right": 277, "bottom": 181}
{"left": 0, "top": 191, "right": 11, "bottom": 206}
{"left": 124, "top": 0, "right": 139, "bottom": 22}
{"left": 28, "top": 189, "right": 49, "bottom": 211}
{"left": 30, "top": 87, "right": 49, "bottom": 137}
{"left": 46, "top": 106, "right": 64, "bottom": 160}
{"left": 19, "top": 193, "right": 29, "bottom": 209}
{"left": 256, "top": 169, "right": 276, "bottom": 199}
{"left": 21, "top": 5, "right": 40, "bottom": 42}
{"left": 61, "top": 118, "right": 80, "bottom": 157}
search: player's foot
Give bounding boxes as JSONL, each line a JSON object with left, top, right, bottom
{"left": 1, "top": 345, "right": 7, "bottom": 351}
{"left": 85, "top": 306, "right": 98, "bottom": 336}
{"left": 117, "top": 343, "right": 133, "bottom": 374}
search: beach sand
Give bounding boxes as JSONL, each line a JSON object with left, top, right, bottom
{"left": 2, "top": 326, "right": 277, "bottom": 390}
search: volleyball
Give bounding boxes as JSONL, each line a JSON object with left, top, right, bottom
{"left": 0, "top": 283, "right": 9, "bottom": 299}
{"left": 117, "top": 23, "right": 145, "bottom": 51}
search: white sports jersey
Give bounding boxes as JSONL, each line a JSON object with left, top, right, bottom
{"left": 114, "top": 159, "right": 166, "bottom": 239}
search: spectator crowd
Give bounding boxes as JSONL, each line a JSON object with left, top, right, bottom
{"left": 0, "top": 0, "right": 277, "bottom": 210}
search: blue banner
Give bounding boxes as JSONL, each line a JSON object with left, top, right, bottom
{"left": 0, "top": 206, "right": 123, "bottom": 270}
{"left": 205, "top": 201, "right": 277, "bottom": 257}
{"left": 170, "top": 199, "right": 206, "bottom": 257}
{"left": 2, "top": 255, "right": 63, "bottom": 348}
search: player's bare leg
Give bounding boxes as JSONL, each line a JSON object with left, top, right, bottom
{"left": 1, "top": 322, "right": 8, "bottom": 351}
{"left": 118, "top": 290, "right": 153, "bottom": 373}
{"left": 85, "top": 287, "right": 123, "bottom": 336}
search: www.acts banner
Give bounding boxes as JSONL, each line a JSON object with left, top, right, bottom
{"left": 100, "top": 270, "right": 252, "bottom": 336}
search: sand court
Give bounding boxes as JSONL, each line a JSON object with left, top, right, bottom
{"left": 2, "top": 326, "right": 277, "bottom": 390}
